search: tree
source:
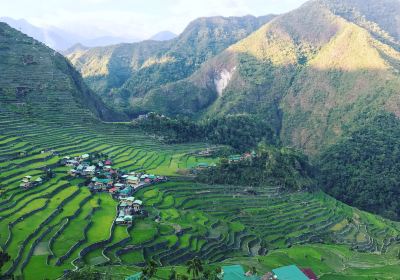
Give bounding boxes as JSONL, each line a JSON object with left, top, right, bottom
{"left": 251, "top": 266, "right": 257, "bottom": 275}
{"left": 141, "top": 260, "right": 157, "bottom": 280}
{"left": 169, "top": 268, "right": 177, "bottom": 280}
{"left": 62, "top": 267, "right": 101, "bottom": 280}
{"left": 187, "top": 257, "right": 203, "bottom": 280}
{"left": 0, "top": 250, "right": 11, "bottom": 275}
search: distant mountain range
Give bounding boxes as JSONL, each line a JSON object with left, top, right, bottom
{"left": 0, "top": 17, "right": 141, "bottom": 51}
{"left": 149, "top": 30, "right": 177, "bottom": 41}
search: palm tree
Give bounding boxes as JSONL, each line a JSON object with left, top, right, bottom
{"left": 141, "top": 260, "right": 157, "bottom": 280}
{"left": 187, "top": 257, "right": 203, "bottom": 280}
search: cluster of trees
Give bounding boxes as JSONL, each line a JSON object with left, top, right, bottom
{"left": 319, "top": 113, "right": 400, "bottom": 221}
{"left": 132, "top": 113, "right": 276, "bottom": 151}
{"left": 61, "top": 257, "right": 223, "bottom": 280}
{"left": 198, "top": 145, "right": 316, "bottom": 191}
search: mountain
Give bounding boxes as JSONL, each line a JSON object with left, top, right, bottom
{"left": 149, "top": 30, "right": 177, "bottom": 41}
{"left": 0, "top": 22, "right": 126, "bottom": 122}
{"left": 67, "top": 15, "right": 276, "bottom": 114}
{"left": 135, "top": 0, "right": 400, "bottom": 152}
{"left": 62, "top": 43, "right": 89, "bottom": 56}
{"left": 127, "top": 0, "right": 400, "bottom": 220}
{"left": 0, "top": 17, "right": 140, "bottom": 51}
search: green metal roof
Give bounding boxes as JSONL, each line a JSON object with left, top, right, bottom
{"left": 125, "top": 272, "right": 142, "bottom": 280}
{"left": 223, "top": 265, "right": 245, "bottom": 280}
{"left": 272, "top": 265, "right": 309, "bottom": 280}
{"left": 222, "top": 265, "right": 260, "bottom": 280}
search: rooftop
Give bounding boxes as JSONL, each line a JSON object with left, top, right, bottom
{"left": 272, "top": 265, "right": 309, "bottom": 280}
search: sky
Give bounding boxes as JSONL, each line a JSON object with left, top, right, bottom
{"left": 0, "top": 0, "right": 308, "bottom": 40}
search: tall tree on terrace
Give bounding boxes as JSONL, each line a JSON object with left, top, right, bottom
{"left": 187, "top": 257, "right": 203, "bottom": 279}
{"left": 141, "top": 260, "right": 158, "bottom": 280}
{"left": 0, "top": 250, "right": 11, "bottom": 276}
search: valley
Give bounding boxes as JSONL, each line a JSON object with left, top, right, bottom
{"left": 2, "top": 0, "right": 400, "bottom": 279}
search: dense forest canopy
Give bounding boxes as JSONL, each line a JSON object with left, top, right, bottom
{"left": 197, "top": 145, "right": 316, "bottom": 191}
{"left": 319, "top": 112, "right": 400, "bottom": 221}
{"left": 132, "top": 113, "right": 277, "bottom": 151}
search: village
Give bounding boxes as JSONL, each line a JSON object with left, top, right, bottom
{"left": 20, "top": 153, "right": 167, "bottom": 226}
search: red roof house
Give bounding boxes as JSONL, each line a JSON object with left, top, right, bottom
{"left": 301, "top": 268, "right": 318, "bottom": 280}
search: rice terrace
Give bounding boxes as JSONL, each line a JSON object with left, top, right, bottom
{"left": 2, "top": 0, "right": 400, "bottom": 279}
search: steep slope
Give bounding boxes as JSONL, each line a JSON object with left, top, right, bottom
{"left": 138, "top": 0, "right": 400, "bottom": 154}
{"left": 67, "top": 15, "right": 276, "bottom": 114}
{"left": 0, "top": 22, "right": 126, "bottom": 122}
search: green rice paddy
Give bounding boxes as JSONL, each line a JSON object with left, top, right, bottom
{"left": 0, "top": 109, "right": 399, "bottom": 279}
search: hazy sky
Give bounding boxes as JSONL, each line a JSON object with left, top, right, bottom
{"left": 0, "top": 0, "right": 308, "bottom": 40}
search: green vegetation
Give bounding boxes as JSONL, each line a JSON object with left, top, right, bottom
{"left": 133, "top": 113, "right": 276, "bottom": 151}
{"left": 198, "top": 145, "right": 315, "bottom": 190}
{"left": 67, "top": 15, "right": 275, "bottom": 115}
{"left": 319, "top": 112, "right": 400, "bottom": 221}
{"left": 2, "top": 2, "right": 400, "bottom": 280}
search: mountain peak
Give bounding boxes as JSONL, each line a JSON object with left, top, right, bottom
{"left": 149, "top": 30, "right": 177, "bottom": 41}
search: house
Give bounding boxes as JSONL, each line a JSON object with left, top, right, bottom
{"left": 272, "top": 265, "right": 309, "bottom": 280}
{"left": 120, "top": 196, "right": 135, "bottom": 206}
{"left": 114, "top": 183, "right": 125, "bottom": 189}
{"left": 196, "top": 163, "right": 209, "bottom": 169}
{"left": 83, "top": 165, "right": 96, "bottom": 176}
{"left": 125, "top": 272, "right": 142, "bottom": 280}
{"left": 127, "top": 176, "right": 140, "bottom": 185}
{"left": 20, "top": 175, "right": 33, "bottom": 188}
{"left": 103, "top": 165, "right": 112, "bottom": 171}
{"left": 124, "top": 215, "right": 133, "bottom": 223}
{"left": 140, "top": 174, "right": 148, "bottom": 181}
{"left": 34, "top": 177, "right": 43, "bottom": 185}
{"left": 118, "top": 186, "right": 133, "bottom": 197}
{"left": 104, "top": 159, "right": 112, "bottom": 165}
{"left": 301, "top": 268, "right": 318, "bottom": 280}
{"left": 132, "top": 200, "right": 143, "bottom": 212}
{"left": 116, "top": 217, "right": 126, "bottom": 225}
{"left": 221, "top": 265, "right": 260, "bottom": 280}
{"left": 68, "top": 169, "right": 78, "bottom": 176}
{"left": 65, "top": 159, "right": 79, "bottom": 166}
{"left": 92, "top": 177, "right": 113, "bottom": 189}
{"left": 229, "top": 155, "right": 242, "bottom": 163}
{"left": 81, "top": 154, "right": 90, "bottom": 160}
{"left": 109, "top": 187, "right": 118, "bottom": 194}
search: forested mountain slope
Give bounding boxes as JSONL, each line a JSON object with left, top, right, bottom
{"left": 137, "top": 0, "right": 400, "bottom": 155}
{"left": 67, "top": 15, "right": 275, "bottom": 114}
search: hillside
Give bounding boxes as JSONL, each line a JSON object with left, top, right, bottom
{"left": 67, "top": 15, "right": 276, "bottom": 114}
{"left": 135, "top": 0, "right": 400, "bottom": 154}
{"left": 0, "top": 22, "right": 126, "bottom": 122}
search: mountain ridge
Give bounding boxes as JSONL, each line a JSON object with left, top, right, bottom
{"left": 0, "top": 22, "right": 127, "bottom": 122}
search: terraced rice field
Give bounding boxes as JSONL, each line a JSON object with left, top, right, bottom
{"left": 0, "top": 106, "right": 400, "bottom": 279}
{"left": 0, "top": 106, "right": 216, "bottom": 278}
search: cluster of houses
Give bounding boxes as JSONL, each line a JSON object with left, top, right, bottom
{"left": 115, "top": 196, "right": 143, "bottom": 225}
{"left": 228, "top": 151, "right": 257, "bottom": 163}
{"left": 62, "top": 153, "right": 167, "bottom": 226}
{"left": 20, "top": 175, "right": 43, "bottom": 189}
